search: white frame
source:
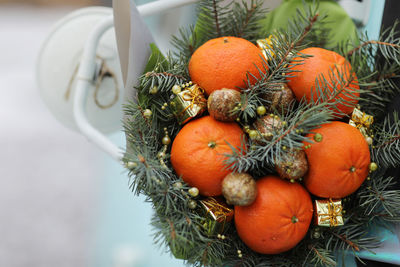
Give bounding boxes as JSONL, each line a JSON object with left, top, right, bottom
{"left": 73, "top": 0, "right": 198, "bottom": 162}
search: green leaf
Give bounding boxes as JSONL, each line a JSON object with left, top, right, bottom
{"left": 143, "top": 43, "right": 167, "bottom": 74}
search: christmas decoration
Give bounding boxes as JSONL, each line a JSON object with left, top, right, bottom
{"left": 267, "top": 83, "right": 295, "bottom": 113}
{"left": 200, "top": 197, "right": 234, "bottom": 223}
{"left": 349, "top": 107, "right": 374, "bottom": 139}
{"left": 170, "top": 116, "right": 244, "bottom": 196}
{"left": 275, "top": 149, "right": 308, "bottom": 180}
{"left": 257, "top": 35, "right": 276, "bottom": 58}
{"left": 253, "top": 114, "right": 283, "bottom": 142}
{"left": 256, "top": 105, "right": 267, "bottom": 116}
{"left": 170, "top": 82, "right": 207, "bottom": 124}
{"left": 235, "top": 176, "right": 313, "bottom": 254}
{"left": 221, "top": 172, "right": 257, "bottom": 206}
{"left": 303, "top": 121, "right": 370, "bottom": 198}
{"left": 188, "top": 36, "right": 265, "bottom": 95}
{"left": 207, "top": 88, "right": 241, "bottom": 122}
{"left": 314, "top": 199, "right": 344, "bottom": 227}
{"left": 123, "top": 1, "right": 400, "bottom": 265}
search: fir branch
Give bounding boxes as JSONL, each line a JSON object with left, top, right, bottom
{"left": 372, "top": 112, "right": 400, "bottom": 168}
{"left": 310, "top": 62, "right": 362, "bottom": 118}
{"left": 348, "top": 40, "right": 400, "bottom": 57}
{"left": 225, "top": 101, "right": 332, "bottom": 172}
{"left": 307, "top": 246, "right": 336, "bottom": 267}
{"left": 226, "top": 0, "right": 266, "bottom": 42}
{"left": 296, "top": 13, "right": 319, "bottom": 47}
{"left": 196, "top": 0, "right": 232, "bottom": 41}
{"left": 358, "top": 176, "right": 400, "bottom": 221}
{"left": 325, "top": 218, "right": 381, "bottom": 254}
{"left": 237, "top": 6, "right": 324, "bottom": 122}
{"left": 343, "top": 22, "right": 400, "bottom": 116}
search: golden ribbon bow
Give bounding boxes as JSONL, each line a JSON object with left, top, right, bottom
{"left": 318, "top": 198, "right": 343, "bottom": 227}
{"left": 351, "top": 109, "right": 374, "bottom": 130}
{"left": 180, "top": 84, "right": 207, "bottom": 115}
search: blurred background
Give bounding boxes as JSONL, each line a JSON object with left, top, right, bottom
{"left": 0, "top": 0, "right": 392, "bottom": 267}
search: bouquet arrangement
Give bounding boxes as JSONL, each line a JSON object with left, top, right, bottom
{"left": 123, "top": 1, "right": 400, "bottom": 266}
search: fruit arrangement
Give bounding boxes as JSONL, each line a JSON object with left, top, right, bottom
{"left": 123, "top": 1, "right": 400, "bottom": 266}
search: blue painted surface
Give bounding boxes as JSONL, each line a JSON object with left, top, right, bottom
{"left": 362, "top": 0, "right": 385, "bottom": 39}
{"left": 90, "top": 133, "right": 186, "bottom": 267}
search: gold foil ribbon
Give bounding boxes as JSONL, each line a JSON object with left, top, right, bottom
{"left": 170, "top": 83, "right": 206, "bottom": 124}
{"left": 349, "top": 108, "right": 374, "bottom": 138}
{"left": 180, "top": 84, "right": 207, "bottom": 115}
{"left": 200, "top": 197, "right": 234, "bottom": 223}
{"left": 257, "top": 35, "right": 276, "bottom": 59}
{"left": 316, "top": 199, "right": 343, "bottom": 227}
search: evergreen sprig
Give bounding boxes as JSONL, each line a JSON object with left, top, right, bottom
{"left": 372, "top": 111, "right": 400, "bottom": 168}
{"left": 340, "top": 23, "right": 400, "bottom": 117}
{"left": 225, "top": 101, "right": 333, "bottom": 173}
{"left": 358, "top": 175, "right": 400, "bottom": 221}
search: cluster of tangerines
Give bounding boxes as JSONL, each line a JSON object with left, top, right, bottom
{"left": 170, "top": 37, "right": 371, "bottom": 254}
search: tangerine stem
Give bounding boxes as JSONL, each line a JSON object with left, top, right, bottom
{"left": 208, "top": 141, "right": 217, "bottom": 148}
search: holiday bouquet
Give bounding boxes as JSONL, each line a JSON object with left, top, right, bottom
{"left": 123, "top": 1, "right": 400, "bottom": 266}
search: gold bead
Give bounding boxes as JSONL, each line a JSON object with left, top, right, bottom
{"left": 281, "top": 121, "right": 287, "bottom": 126}
{"left": 248, "top": 130, "right": 259, "bottom": 140}
{"left": 173, "top": 182, "right": 183, "bottom": 189}
{"left": 162, "top": 136, "right": 171, "bottom": 145}
{"left": 256, "top": 106, "right": 267, "bottom": 116}
{"left": 188, "top": 200, "right": 197, "bottom": 209}
{"left": 188, "top": 187, "right": 199, "bottom": 197}
{"left": 236, "top": 117, "right": 240, "bottom": 122}
{"left": 143, "top": 109, "right": 152, "bottom": 119}
{"left": 366, "top": 136, "right": 373, "bottom": 145}
{"left": 312, "top": 231, "right": 321, "bottom": 239}
{"left": 157, "top": 151, "right": 166, "bottom": 158}
{"left": 282, "top": 146, "right": 287, "bottom": 151}
{"left": 314, "top": 133, "right": 323, "bottom": 142}
{"left": 369, "top": 162, "right": 378, "bottom": 172}
{"left": 149, "top": 85, "right": 158, "bottom": 94}
{"left": 172, "top": 85, "right": 181, "bottom": 94}
{"left": 290, "top": 179, "right": 295, "bottom": 183}
{"left": 126, "top": 161, "right": 137, "bottom": 169}
{"left": 161, "top": 106, "right": 166, "bottom": 110}
{"left": 243, "top": 125, "right": 250, "bottom": 132}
